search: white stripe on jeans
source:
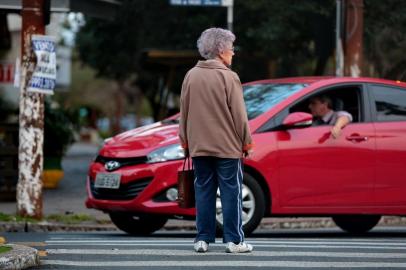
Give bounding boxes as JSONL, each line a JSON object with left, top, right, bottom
{"left": 236, "top": 159, "right": 244, "bottom": 242}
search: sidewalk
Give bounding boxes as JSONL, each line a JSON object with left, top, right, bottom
{"left": 0, "top": 141, "right": 102, "bottom": 213}
{"left": 0, "top": 141, "right": 102, "bottom": 270}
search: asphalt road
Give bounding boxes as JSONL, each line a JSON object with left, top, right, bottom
{"left": 4, "top": 227, "right": 406, "bottom": 269}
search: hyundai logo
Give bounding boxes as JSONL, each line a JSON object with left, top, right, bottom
{"left": 105, "top": 161, "right": 121, "bottom": 171}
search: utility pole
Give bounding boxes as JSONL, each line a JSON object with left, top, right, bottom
{"left": 335, "top": 0, "right": 344, "bottom": 77}
{"left": 225, "top": 0, "right": 234, "bottom": 32}
{"left": 344, "top": 0, "right": 364, "bottom": 77}
{"left": 17, "top": 0, "right": 46, "bottom": 219}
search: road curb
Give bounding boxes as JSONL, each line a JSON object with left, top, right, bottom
{"left": 0, "top": 222, "right": 117, "bottom": 232}
{"left": 0, "top": 244, "right": 39, "bottom": 270}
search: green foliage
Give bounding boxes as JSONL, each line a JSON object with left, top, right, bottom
{"left": 76, "top": 0, "right": 225, "bottom": 80}
{"left": 364, "top": 0, "right": 406, "bottom": 80}
{"left": 0, "top": 93, "right": 17, "bottom": 122}
{"left": 44, "top": 99, "right": 75, "bottom": 157}
{"left": 0, "top": 212, "right": 38, "bottom": 223}
{"left": 0, "top": 212, "right": 14, "bottom": 222}
{"left": 76, "top": 0, "right": 337, "bottom": 81}
{"left": 75, "top": 0, "right": 406, "bottom": 119}
{"left": 0, "top": 246, "right": 12, "bottom": 254}
{"left": 0, "top": 212, "right": 96, "bottom": 225}
{"left": 233, "top": 0, "right": 336, "bottom": 78}
{"left": 46, "top": 213, "right": 95, "bottom": 224}
{"left": 76, "top": 0, "right": 227, "bottom": 120}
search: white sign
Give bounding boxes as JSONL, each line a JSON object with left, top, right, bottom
{"left": 27, "top": 35, "right": 57, "bottom": 95}
{"left": 169, "top": 0, "right": 232, "bottom": 7}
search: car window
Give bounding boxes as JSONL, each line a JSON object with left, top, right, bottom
{"left": 243, "top": 83, "right": 306, "bottom": 120}
{"left": 289, "top": 86, "right": 362, "bottom": 123}
{"left": 257, "top": 86, "right": 362, "bottom": 132}
{"left": 370, "top": 84, "right": 406, "bottom": 122}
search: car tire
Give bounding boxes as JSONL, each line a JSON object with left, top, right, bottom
{"left": 216, "top": 173, "right": 265, "bottom": 236}
{"left": 109, "top": 212, "right": 168, "bottom": 235}
{"left": 332, "top": 215, "right": 381, "bottom": 234}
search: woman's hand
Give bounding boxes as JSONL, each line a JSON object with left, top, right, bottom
{"left": 243, "top": 149, "right": 253, "bottom": 158}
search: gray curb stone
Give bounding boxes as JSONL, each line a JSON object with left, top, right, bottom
{"left": 0, "top": 222, "right": 117, "bottom": 233}
{"left": 0, "top": 244, "right": 39, "bottom": 270}
{"left": 1, "top": 216, "right": 406, "bottom": 233}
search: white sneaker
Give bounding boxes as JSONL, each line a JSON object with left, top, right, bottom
{"left": 225, "top": 242, "right": 253, "bottom": 253}
{"left": 194, "top": 241, "right": 209, "bottom": 253}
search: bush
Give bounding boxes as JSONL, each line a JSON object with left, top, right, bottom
{"left": 43, "top": 100, "right": 75, "bottom": 157}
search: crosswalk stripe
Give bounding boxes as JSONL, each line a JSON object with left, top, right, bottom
{"left": 42, "top": 260, "right": 406, "bottom": 268}
{"left": 45, "top": 249, "right": 406, "bottom": 258}
{"left": 44, "top": 242, "right": 406, "bottom": 250}
{"left": 47, "top": 237, "right": 406, "bottom": 243}
{"left": 45, "top": 239, "right": 406, "bottom": 246}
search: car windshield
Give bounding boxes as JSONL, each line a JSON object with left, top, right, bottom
{"left": 243, "top": 83, "right": 307, "bottom": 120}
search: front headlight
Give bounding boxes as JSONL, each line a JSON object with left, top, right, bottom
{"left": 147, "top": 144, "right": 185, "bottom": 163}
{"left": 103, "top": 137, "right": 113, "bottom": 144}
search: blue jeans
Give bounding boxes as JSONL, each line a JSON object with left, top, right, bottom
{"left": 192, "top": 156, "right": 244, "bottom": 243}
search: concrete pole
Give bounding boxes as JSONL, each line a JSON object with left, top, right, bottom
{"left": 223, "top": 0, "right": 233, "bottom": 32}
{"left": 335, "top": 0, "right": 344, "bottom": 77}
{"left": 17, "top": 0, "right": 45, "bottom": 219}
{"left": 344, "top": 0, "right": 364, "bottom": 77}
{"left": 227, "top": 5, "right": 233, "bottom": 32}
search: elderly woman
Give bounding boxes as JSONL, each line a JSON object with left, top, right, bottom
{"left": 179, "top": 28, "right": 253, "bottom": 253}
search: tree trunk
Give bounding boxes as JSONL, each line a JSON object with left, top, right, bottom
{"left": 344, "top": 0, "right": 364, "bottom": 77}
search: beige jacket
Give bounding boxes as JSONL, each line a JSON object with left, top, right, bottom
{"left": 179, "top": 60, "right": 253, "bottom": 158}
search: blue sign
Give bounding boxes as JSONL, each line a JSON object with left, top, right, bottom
{"left": 170, "top": 0, "right": 223, "bottom": 6}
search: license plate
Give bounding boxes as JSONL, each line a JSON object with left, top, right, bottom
{"left": 95, "top": 173, "right": 121, "bottom": 189}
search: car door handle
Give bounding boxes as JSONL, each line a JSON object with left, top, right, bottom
{"left": 346, "top": 135, "right": 368, "bottom": 142}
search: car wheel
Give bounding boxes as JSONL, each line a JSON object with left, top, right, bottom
{"left": 216, "top": 173, "right": 265, "bottom": 235}
{"left": 332, "top": 215, "right": 381, "bottom": 234}
{"left": 109, "top": 212, "right": 168, "bottom": 235}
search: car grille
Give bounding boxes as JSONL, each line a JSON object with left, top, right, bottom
{"left": 90, "top": 177, "right": 152, "bottom": 201}
{"left": 95, "top": 155, "right": 148, "bottom": 170}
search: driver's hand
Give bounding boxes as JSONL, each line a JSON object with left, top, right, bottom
{"left": 331, "top": 126, "right": 342, "bottom": 139}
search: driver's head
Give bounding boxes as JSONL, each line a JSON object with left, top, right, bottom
{"left": 308, "top": 95, "right": 333, "bottom": 117}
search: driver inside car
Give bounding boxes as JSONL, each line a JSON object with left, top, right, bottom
{"left": 308, "top": 95, "right": 353, "bottom": 139}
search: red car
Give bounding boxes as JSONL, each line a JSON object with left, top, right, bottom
{"left": 86, "top": 76, "right": 406, "bottom": 235}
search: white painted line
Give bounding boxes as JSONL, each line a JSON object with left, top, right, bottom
{"left": 42, "top": 260, "right": 406, "bottom": 268}
{"left": 44, "top": 243, "right": 406, "bottom": 250}
{"left": 45, "top": 249, "right": 406, "bottom": 258}
{"left": 46, "top": 239, "right": 196, "bottom": 243}
{"left": 45, "top": 239, "right": 406, "bottom": 246}
{"left": 48, "top": 237, "right": 406, "bottom": 243}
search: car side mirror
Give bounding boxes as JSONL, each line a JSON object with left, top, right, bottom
{"left": 282, "top": 112, "right": 313, "bottom": 128}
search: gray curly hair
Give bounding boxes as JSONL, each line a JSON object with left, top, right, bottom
{"left": 197, "top": 28, "right": 235, "bottom": 60}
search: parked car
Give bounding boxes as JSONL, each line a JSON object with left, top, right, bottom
{"left": 86, "top": 76, "right": 406, "bottom": 235}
